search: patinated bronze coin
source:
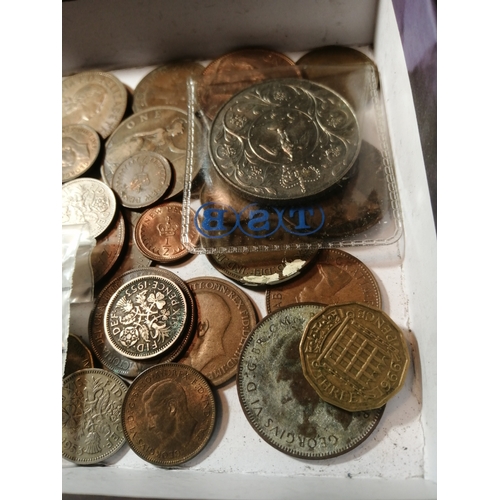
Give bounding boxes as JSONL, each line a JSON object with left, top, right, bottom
{"left": 299, "top": 303, "right": 410, "bottom": 411}
{"left": 209, "top": 78, "right": 360, "bottom": 203}
{"left": 122, "top": 363, "right": 216, "bottom": 466}
{"left": 64, "top": 334, "right": 94, "bottom": 377}
{"left": 134, "top": 201, "right": 199, "bottom": 263}
{"left": 62, "top": 71, "right": 127, "bottom": 139}
{"left": 104, "top": 275, "right": 188, "bottom": 360}
{"left": 177, "top": 277, "right": 258, "bottom": 386}
{"left": 62, "top": 124, "right": 101, "bottom": 182}
{"left": 111, "top": 151, "right": 172, "bottom": 209}
{"left": 62, "top": 178, "right": 117, "bottom": 238}
{"left": 266, "top": 248, "right": 381, "bottom": 313}
{"left": 62, "top": 368, "right": 128, "bottom": 464}
{"left": 133, "top": 61, "right": 205, "bottom": 113}
{"left": 237, "top": 303, "right": 384, "bottom": 458}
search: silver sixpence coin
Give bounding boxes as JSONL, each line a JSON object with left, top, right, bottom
{"left": 237, "top": 303, "right": 384, "bottom": 459}
{"left": 62, "top": 368, "right": 128, "bottom": 464}
{"left": 210, "top": 78, "right": 360, "bottom": 203}
{"left": 62, "top": 124, "right": 101, "bottom": 182}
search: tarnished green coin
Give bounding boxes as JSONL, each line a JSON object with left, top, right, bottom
{"left": 237, "top": 303, "right": 384, "bottom": 459}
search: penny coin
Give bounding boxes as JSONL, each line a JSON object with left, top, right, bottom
{"left": 133, "top": 61, "right": 205, "bottom": 113}
{"left": 209, "top": 78, "right": 360, "bottom": 203}
{"left": 104, "top": 106, "right": 194, "bottom": 199}
{"left": 266, "top": 248, "right": 381, "bottom": 314}
{"left": 111, "top": 151, "right": 172, "bottom": 209}
{"left": 62, "top": 178, "right": 117, "bottom": 238}
{"left": 201, "top": 48, "right": 301, "bottom": 119}
{"left": 104, "top": 275, "right": 188, "bottom": 360}
{"left": 237, "top": 303, "right": 384, "bottom": 459}
{"left": 62, "top": 71, "right": 127, "bottom": 139}
{"left": 64, "top": 334, "right": 94, "bottom": 377}
{"left": 177, "top": 277, "right": 258, "bottom": 386}
{"left": 62, "top": 368, "right": 128, "bottom": 464}
{"left": 91, "top": 209, "right": 126, "bottom": 283}
{"left": 299, "top": 303, "right": 410, "bottom": 412}
{"left": 122, "top": 363, "right": 216, "bottom": 466}
{"left": 134, "top": 201, "right": 199, "bottom": 263}
{"left": 62, "top": 124, "right": 101, "bottom": 182}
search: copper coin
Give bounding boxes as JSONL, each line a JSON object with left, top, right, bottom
{"left": 237, "top": 303, "right": 384, "bottom": 459}
{"left": 90, "top": 268, "right": 196, "bottom": 378}
{"left": 201, "top": 48, "right": 301, "bottom": 119}
{"left": 177, "top": 277, "right": 258, "bottom": 386}
{"left": 62, "top": 368, "right": 128, "bottom": 464}
{"left": 62, "top": 71, "right": 127, "bottom": 139}
{"left": 62, "top": 124, "right": 101, "bottom": 182}
{"left": 134, "top": 201, "right": 199, "bottom": 263}
{"left": 299, "top": 303, "right": 410, "bottom": 411}
{"left": 64, "top": 334, "right": 94, "bottom": 377}
{"left": 111, "top": 151, "right": 172, "bottom": 209}
{"left": 62, "top": 178, "right": 117, "bottom": 238}
{"left": 122, "top": 363, "right": 216, "bottom": 466}
{"left": 133, "top": 61, "right": 205, "bottom": 113}
{"left": 266, "top": 248, "right": 381, "bottom": 314}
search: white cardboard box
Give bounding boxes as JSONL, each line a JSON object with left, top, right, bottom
{"left": 62, "top": 1, "right": 437, "bottom": 498}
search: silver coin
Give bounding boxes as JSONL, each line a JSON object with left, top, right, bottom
{"left": 62, "top": 124, "right": 101, "bottom": 182}
{"left": 210, "top": 78, "right": 360, "bottom": 203}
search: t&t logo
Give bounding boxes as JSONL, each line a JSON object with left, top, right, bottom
{"left": 195, "top": 202, "right": 325, "bottom": 239}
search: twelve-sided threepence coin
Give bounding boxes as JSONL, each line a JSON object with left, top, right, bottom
{"left": 104, "top": 275, "right": 188, "bottom": 360}
{"left": 237, "top": 303, "right": 384, "bottom": 459}
{"left": 62, "top": 124, "right": 101, "bottom": 182}
{"left": 210, "top": 78, "right": 360, "bottom": 203}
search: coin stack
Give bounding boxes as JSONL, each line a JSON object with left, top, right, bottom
{"left": 62, "top": 46, "right": 409, "bottom": 466}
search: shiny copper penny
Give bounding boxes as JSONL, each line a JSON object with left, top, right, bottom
{"left": 177, "top": 277, "right": 258, "bottom": 386}
{"left": 266, "top": 248, "right": 381, "bottom": 314}
{"left": 63, "top": 334, "right": 94, "bottom": 377}
{"left": 104, "top": 275, "right": 188, "bottom": 360}
{"left": 62, "top": 368, "right": 128, "bottom": 464}
{"left": 300, "top": 303, "right": 410, "bottom": 412}
{"left": 62, "top": 71, "right": 127, "bottom": 139}
{"left": 122, "top": 363, "right": 216, "bottom": 466}
{"left": 133, "top": 61, "right": 205, "bottom": 113}
{"left": 135, "top": 201, "right": 199, "bottom": 263}
{"left": 62, "top": 124, "right": 101, "bottom": 182}
{"left": 111, "top": 151, "right": 172, "bottom": 209}
{"left": 237, "top": 303, "right": 384, "bottom": 459}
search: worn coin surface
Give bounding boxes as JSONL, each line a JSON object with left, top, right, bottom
{"left": 177, "top": 277, "right": 258, "bottom": 386}
{"left": 62, "top": 368, "right": 128, "bottom": 464}
{"left": 62, "top": 124, "right": 101, "bottom": 182}
{"left": 237, "top": 303, "right": 384, "bottom": 459}
{"left": 111, "top": 151, "right": 172, "bottom": 209}
{"left": 104, "top": 275, "right": 188, "bottom": 360}
{"left": 62, "top": 71, "right": 127, "bottom": 139}
{"left": 122, "top": 363, "right": 216, "bottom": 466}
{"left": 266, "top": 248, "right": 381, "bottom": 313}
{"left": 135, "top": 201, "right": 199, "bottom": 263}
{"left": 64, "top": 334, "right": 94, "bottom": 377}
{"left": 133, "top": 61, "right": 205, "bottom": 113}
{"left": 210, "top": 78, "right": 360, "bottom": 203}
{"left": 300, "top": 303, "right": 410, "bottom": 411}
{"left": 62, "top": 178, "right": 117, "bottom": 238}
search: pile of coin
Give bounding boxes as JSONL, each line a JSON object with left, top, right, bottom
{"left": 62, "top": 46, "right": 409, "bottom": 467}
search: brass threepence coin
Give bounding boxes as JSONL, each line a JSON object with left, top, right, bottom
{"left": 62, "top": 124, "right": 101, "bottom": 182}
{"left": 111, "top": 151, "right": 172, "bottom": 209}
{"left": 237, "top": 303, "right": 384, "bottom": 459}
{"left": 104, "top": 275, "right": 188, "bottom": 360}
{"left": 62, "top": 71, "right": 127, "bottom": 139}
{"left": 62, "top": 368, "right": 128, "bottom": 464}
{"left": 62, "top": 178, "right": 117, "bottom": 238}
{"left": 135, "top": 201, "right": 199, "bottom": 263}
{"left": 209, "top": 78, "right": 360, "bottom": 203}
{"left": 299, "top": 303, "right": 410, "bottom": 412}
{"left": 201, "top": 48, "right": 301, "bottom": 119}
{"left": 177, "top": 277, "right": 258, "bottom": 386}
{"left": 63, "top": 334, "right": 94, "bottom": 377}
{"left": 90, "top": 268, "right": 196, "bottom": 378}
{"left": 133, "top": 61, "right": 205, "bottom": 113}
{"left": 266, "top": 248, "right": 381, "bottom": 313}
{"left": 122, "top": 363, "right": 216, "bottom": 466}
